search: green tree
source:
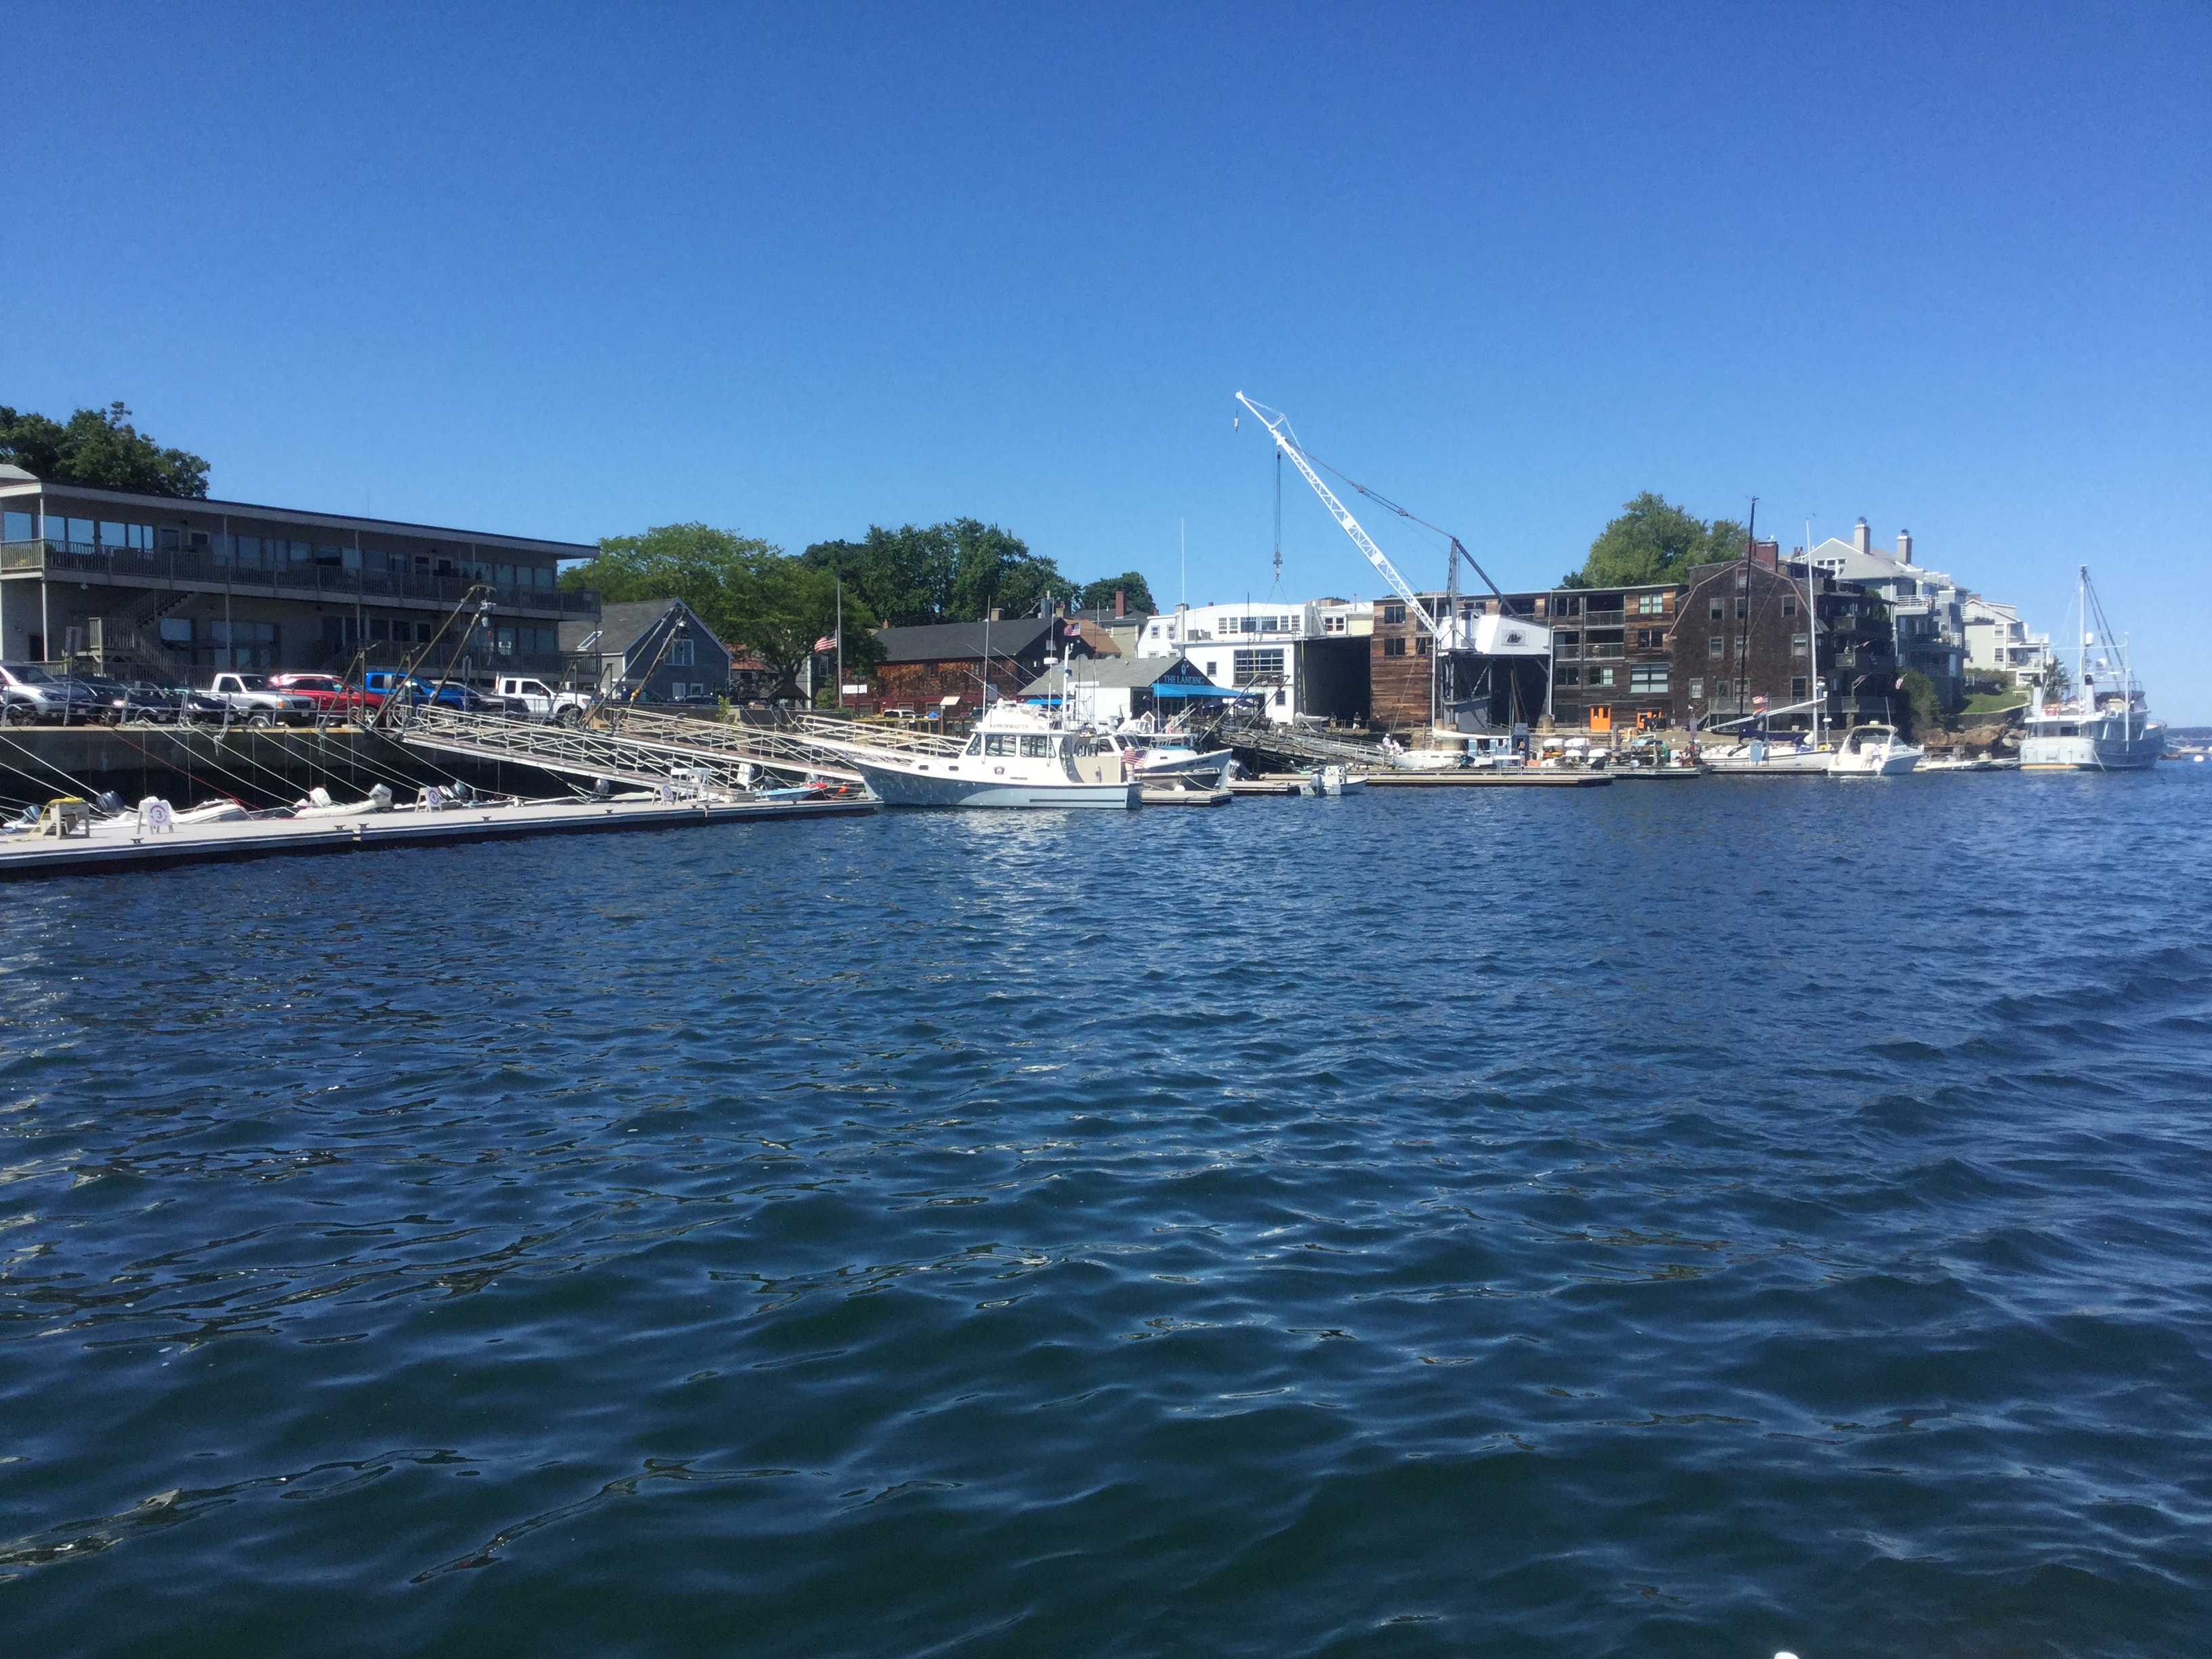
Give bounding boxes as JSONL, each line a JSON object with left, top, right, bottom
{"left": 1076, "top": 571, "right": 1158, "bottom": 615}
{"left": 569, "top": 523, "right": 875, "bottom": 701}
{"left": 1563, "top": 492, "right": 1744, "bottom": 588}
{"left": 1895, "top": 668, "right": 1944, "bottom": 739}
{"left": 0, "top": 402, "right": 209, "bottom": 496}
{"left": 802, "top": 519, "right": 1068, "bottom": 625}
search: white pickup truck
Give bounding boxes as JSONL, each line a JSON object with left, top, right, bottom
{"left": 492, "top": 676, "right": 596, "bottom": 724}
{"left": 205, "top": 672, "right": 318, "bottom": 726}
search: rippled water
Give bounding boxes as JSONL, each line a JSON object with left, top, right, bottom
{"left": 3, "top": 770, "right": 2208, "bottom": 1657}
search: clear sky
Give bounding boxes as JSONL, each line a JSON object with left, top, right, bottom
{"left": 12, "top": 3, "right": 2209, "bottom": 716}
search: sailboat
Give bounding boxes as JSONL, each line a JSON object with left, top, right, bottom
{"left": 2019, "top": 567, "right": 2164, "bottom": 771}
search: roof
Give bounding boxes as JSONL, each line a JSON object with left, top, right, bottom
{"left": 560, "top": 597, "right": 726, "bottom": 657}
{"left": 875, "top": 616, "right": 1056, "bottom": 663}
{"left": 0, "top": 472, "right": 596, "bottom": 556}
{"left": 1016, "top": 652, "right": 1209, "bottom": 697}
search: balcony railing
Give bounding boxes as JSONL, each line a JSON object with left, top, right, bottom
{"left": 0, "top": 539, "right": 596, "bottom": 617}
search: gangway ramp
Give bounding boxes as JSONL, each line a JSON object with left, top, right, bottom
{"left": 397, "top": 708, "right": 863, "bottom": 790}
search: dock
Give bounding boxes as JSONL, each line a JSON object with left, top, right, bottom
{"left": 0, "top": 794, "right": 875, "bottom": 880}
{"left": 1140, "top": 785, "right": 1232, "bottom": 806}
{"left": 1362, "top": 770, "right": 1612, "bottom": 787}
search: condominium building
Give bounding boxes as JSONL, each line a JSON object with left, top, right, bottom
{"left": 0, "top": 466, "right": 597, "bottom": 682}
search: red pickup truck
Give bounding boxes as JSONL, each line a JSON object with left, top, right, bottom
{"left": 267, "top": 674, "right": 381, "bottom": 718}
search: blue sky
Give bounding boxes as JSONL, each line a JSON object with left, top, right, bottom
{"left": 12, "top": 3, "right": 2209, "bottom": 715}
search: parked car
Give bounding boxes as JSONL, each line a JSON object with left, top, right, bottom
{"left": 360, "top": 670, "right": 498, "bottom": 714}
{"left": 267, "top": 673, "right": 380, "bottom": 718}
{"left": 205, "top": 672, "right": 318, "bottom": 726}
{"left": 117, "top": 680, "right": 190, "bottom": 724}
{"left": 491, "top": 675, "right": 594, "bottom": 724}
{"left": 0, "top": 663, "right": 104, "bottom": 724}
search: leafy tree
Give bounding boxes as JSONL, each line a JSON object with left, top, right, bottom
{"left": 0, "top": 402, "right": 209, "bottom": 497}
{"left": 570, "top": 523, "right": 876, "bottom": 701}
{"left": 1076, "top": 571, "right": 1158, "bottom": 615}
{"left": 1563, "top": 492, "right": 1744, "bottom": 588}
{"left": 1895, "top": 668, "right": 1944, "bottom": 739}
{"left": 802, "top": 519, "right": 1070, "bottom": 625}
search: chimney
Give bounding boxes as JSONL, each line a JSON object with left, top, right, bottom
{"left": 1113, "top": 586, "right": 1126, "bottom": 618}
{"left": 1853, "top": 518, "right": 1870, "bottom": 556}
{"left": 989, "top": 607, "right": 1002, "bottom": 621}
{"left": 1897, "top": 529, "right": 1913, "bottom": 565}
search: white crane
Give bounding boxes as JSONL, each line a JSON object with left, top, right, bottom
{"left": 1233, "top": 393, "right": 1548, "bottom": 660}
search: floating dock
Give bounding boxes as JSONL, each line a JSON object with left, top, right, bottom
{"left": 1139, "top": 785, "right": 1232, "bottom": 806}
{"left": 1362, "top": 770, "right": 1612, "bottom": 787}
{"left": 0, "top": 794, "right": 875, "bottom": 880}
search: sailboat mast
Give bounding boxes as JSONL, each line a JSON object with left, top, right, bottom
{"left": 1804, "top": 519, "right": 1819, "bottom": 747}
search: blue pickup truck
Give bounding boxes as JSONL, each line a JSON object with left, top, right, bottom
{"left": 362, "top": 671, "right": 501, "bottom": 712}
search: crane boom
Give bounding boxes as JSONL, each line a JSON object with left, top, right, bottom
{"left": 1235, "top": 392, "right": 1446, "bottom": 642}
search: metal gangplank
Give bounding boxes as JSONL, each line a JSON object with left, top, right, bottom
{"left": 396, "top": 708, "right": 863, "bottom": 790}
{"left": 592, "top": 706, "right": 893, "bottom": 775}
{"left": 731, "top": 708, "right": 965, "bottom": 757}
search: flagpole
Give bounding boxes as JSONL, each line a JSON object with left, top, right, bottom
{"left": 836, "top": 577, "right": 844, "bottom": 710}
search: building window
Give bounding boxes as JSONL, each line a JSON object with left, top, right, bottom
{"left": 1556, "top": 666, "right": 1580, "bottom": 687}
{"left": 1735, "top": 596, "right": 1748, "bottom": 617}
{"left": 1709, "top": 598, "right": 1724, "bottom": 619}
{"left": 1322, "top": 615, "right": 1345, "bottom": 633}
{"left": 1637, "top": 594, "right": 1664, "bottom": 615}
{"left": 1791, "top": 634, "right": 1808, "bottom": 656}
{"left": 1708, "top": 635, "right": 1723, "bottom": 657}
{"left": 1232, "top": 647, "right": 1284, "bottom": 684}
{"left": 1382, "top": 638, "right": 1407, "bottom": 657}
{"left": 1782, "top": 595, "right": 1797, "bottom": 616}
{"left": 1555, "top": 630, "right": 1580, "bottom": 657}
{"left": 1635, "top": 628, "right": 1664, "bottom": 649}
{"left": 670, "top": 637, "right": 696, "bottom": 668}
{"left": 1736, "top": 635, "right": 1748, "bottom": 656}
{"left": 1382, "top": 603, "right": 1406, "bottom": 626}
{"left": 1414, "top": 636, "right": 1431, "bottom": 656}
{"left": 1630, "top": 665, "right": 1668, "bottom": 694}
{"left": 1792, "top": 677, "right": 1809, "bottom": 697}
{"left": 1204, "top": 660, "right": 1217, "bottom": 677}
{"left": 1593, "top": 666, "right": 1616, "bottom": 687}
{"left": 1687, "top": 677, "right": 1703, "bottom": 700}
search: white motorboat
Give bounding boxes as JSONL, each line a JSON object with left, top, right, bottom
{"left": 1828, "top": 723, "right": 1923, "bottom": 776}
{"left": 1104, "top": 720, "right": 1234, "bottom": 785}
{"left": 846, "top": 702, "right": 1138, "bottom": 809}
{"left": 2019, "top": 566, "right": 2164, "bottom": 771}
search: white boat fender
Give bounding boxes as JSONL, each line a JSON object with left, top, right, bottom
{"left": 368, "top": 783, "right": 393, "bottom": 811}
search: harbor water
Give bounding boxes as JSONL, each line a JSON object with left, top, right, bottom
{"left": 2, "top": 771, "right": 2207, "bottom": 1656}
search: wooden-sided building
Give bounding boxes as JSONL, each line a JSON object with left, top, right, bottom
{"left": 859, "top": 615, "right": 1101, "bottom": 717}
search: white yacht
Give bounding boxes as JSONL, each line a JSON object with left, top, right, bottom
{"left": 1828, "top": 723, "right": 1923, "bottom": 776}
{"left": 841, "top": 702, "right": 1139, "bottom": 809}
{"left": 1104, "top": 718, "right": 1235, "bottom": 786}
{"left": 2020, "top": 567, "right": 2164, "bottom": 771}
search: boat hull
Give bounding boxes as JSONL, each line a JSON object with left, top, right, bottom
{"left": 1704, "top": 750, "right": 1830, "bottom": 776}
{"left": 1133, "top": 750, "right": 1233, "bottom": 786}
{"left": 2020, "top": 731, "right": 2165, "bottom": 771}
{"left": 1828, "top": 752, "right": 1921, "bottom": 776}
{"left": 854, "top": 760, "right": 1137, "bottom": 810}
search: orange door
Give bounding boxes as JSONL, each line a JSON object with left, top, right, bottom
{"left": 1587, "top": 705, "right": 1613, "bottom": 733}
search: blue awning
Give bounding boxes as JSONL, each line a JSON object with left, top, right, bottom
{"left": 1150, "top": 681, "right": 1231, "bottom": 697}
